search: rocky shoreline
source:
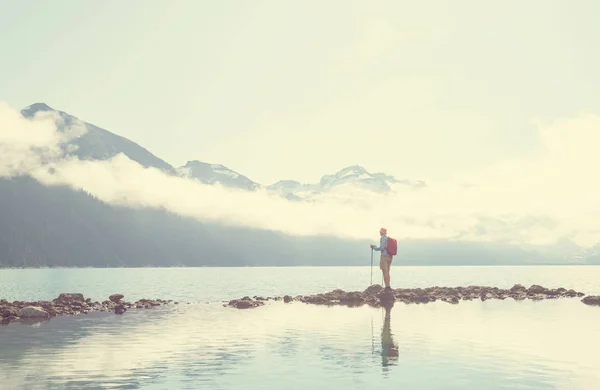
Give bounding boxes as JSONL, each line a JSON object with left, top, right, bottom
{"left": 227, "top": 284, "right": 600, "bottom": 309}
{"left": 0, "top": 293, "right": 174, "bottom": 325}
{"left": 3, "top": 285, "right": 598, "bottom": 324}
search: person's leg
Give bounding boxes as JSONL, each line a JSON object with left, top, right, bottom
{"left": 383, "top": 268, "right": 390, "bottom": 288}
{"left": 380, "top": 255, "right": 391, "bottom": 288}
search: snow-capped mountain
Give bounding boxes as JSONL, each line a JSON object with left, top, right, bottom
{"left": 18, "top": 103, "right": 423, "bottom": 197}
{"left": 267, "top": 165, "right": 425, "bottom": 199}
{"left": 21, "top": 103, "right": 174, "bottom": 173}
{"left": 177, "top": 160, "right": 260, "bottom": 191}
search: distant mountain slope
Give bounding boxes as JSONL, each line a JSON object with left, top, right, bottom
{"left": 0, "top": 175, "right": 584, "bottom": 268}
{"left": 176, "top": 160, "right": 260, "bottom": 191}
{"left": 0, "top": 176, "right": 367, "bottom": 267}
{"left": 21, "top": 103, "right": 174, "bottom": 173}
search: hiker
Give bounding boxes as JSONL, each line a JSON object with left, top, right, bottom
{"left": 370, "top": 227, "right": 395, "bottom": 291}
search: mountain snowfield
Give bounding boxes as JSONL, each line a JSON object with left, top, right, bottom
{"left": 6, "top": 102, "right": 600, "bottom": 265}
{"left": 176, "top": 160, "right": 261, "bottom": 192}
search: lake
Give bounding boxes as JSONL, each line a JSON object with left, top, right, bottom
{"left": 1, "top": 266, "right": 599, "bottom": 389}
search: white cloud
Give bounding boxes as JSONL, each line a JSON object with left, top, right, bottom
{"left": 0, "top": 102, "right": 84, "bottom": 177}
{"left": 1, "top": 101, "right": 600, "bottom": 250}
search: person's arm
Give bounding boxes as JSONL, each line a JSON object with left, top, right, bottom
{"left": 372, "top": 236, "right": 386, "bottom": 251}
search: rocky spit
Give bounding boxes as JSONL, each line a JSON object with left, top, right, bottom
{"left": 3, "top": 286, "right": 598, "bottom": 324}
{"left": 0, "top": 293, "right": 173, "bottom": 325}
{"left": 227, "top": 284, "right": 600, "bottom": 309}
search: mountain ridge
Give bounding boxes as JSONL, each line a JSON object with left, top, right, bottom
{"left": 21, "top": 103, "right": 175, "bottom": 173}
{"left": 19, "top": 103, "right": 424, "bottom": 197}
{"left": 3, "top": 102, "right": 596, "bottom": 267}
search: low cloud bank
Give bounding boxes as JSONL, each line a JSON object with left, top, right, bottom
{"left": 1, "top": 101, "right": 599, "bottom": 250}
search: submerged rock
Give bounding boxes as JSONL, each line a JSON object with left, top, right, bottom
{"left": 228, "top": 297, "right": 265, "bottom": 309}
{"left": 114, "top": 304, "right": 127, "bottom": 315}
{"left": 582, "top": 296, "right": 600, "bottom": 306}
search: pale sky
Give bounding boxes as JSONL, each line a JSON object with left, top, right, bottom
{"left": 2, "top": 0, "right": 600, "bottom": 185}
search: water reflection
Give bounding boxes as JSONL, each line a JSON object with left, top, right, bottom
{"left": 1, "top": 299, "right": 600, "bottom": 389}
{"left": 380, "top": 300, "right": 399, "bottom": 368}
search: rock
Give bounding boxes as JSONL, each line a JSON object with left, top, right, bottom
{"left": 364, "top": 284, "right": 384, "bottom": 296}
{"left": 283, "top": 295, "right": 293, "bottom": 303}
{"left": 19, "top": 306, "right": 49, "bottom": 319}
{"left": 57, "top": 293, "right": 84, "bottom": 302}
{"left": 528, "top": 285, "right": 547, "bottom": 294}
{"left": 565, "top": 289, "right": 579, "bottom": 297}
{"left": 228, "top": 298, "right": 264, "bottom": 309}
{"left": 1, "top": 315, "right": 19, "bottom": 325}
{"left": 512, "top": 293, "right": 527, "bottom": 301}
{"left": 135, "top": 299, "right": 162, "bottom": 308}
{"left": 441, "top": 296, "right": 459, "bottom": 304}
{"left": 582, "top": 296, "right": 600, "bottom": 306}
{"left": 228, "top": 283, "right": 587, "bottom": 309}
{"left": 0, "top": 294, "right": 174, "bottom": 323}
{"left": 114, "top": 304, "right": 127, "bottom": 315}
{"left": 109, "top": 294, "right": 124, "bottom": 303}
{"left": 340, "top": 292, "right": 366, "bottom": 306}
{"left": 378, "top": 290, "right": 395, "bottom": 305}
{"left": 0, "top": 306, "right": 18, "bottom": 318}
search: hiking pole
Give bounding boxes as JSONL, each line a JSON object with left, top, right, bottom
{"left": 370, "top": 248, "right": 373, "bottom": 285}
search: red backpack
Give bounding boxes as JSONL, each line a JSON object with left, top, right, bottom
{"left": 387, "top": 237, "right": 397, "bottom": 256}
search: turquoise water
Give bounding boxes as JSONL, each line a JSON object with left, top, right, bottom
{"left": 1, "top": 266, "right": 600, "bottom": 389}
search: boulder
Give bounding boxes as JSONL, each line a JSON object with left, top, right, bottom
{"left": 340, "top": 292, "right": 366, "bottom": 306}
{"left": 19, "top": 306, "right": 49, "bottom": 319}
{"left": 114, "top": 304, "right": 127, "bottom": 315}
{"left": 283, "top": 295, "right": 293, "bottom": 303}
{"left": 378, "top": 290, "right": 395, "bottom": 306}
{"left": 0, "top": 306, "right": 18, "bottom": 318}
{"left": 582, "top": 296, "right": 600, "bottom": 306}
{"left": 528, "top": 285, "right": 547, "bottom": 294}
{"left": 57, "top": 293, "right": 84, "bottom": 302}
{"left": 1, "top": 316, "right": 19, "bottom": 324}
{"left": 109, "top": 294, "right": 125, "bottom": 303}
{"left": 228, "top": 298, "right": 264, "bottom": 309}
{"left": 364, "top": 284, "right": 384, "bottom": 296}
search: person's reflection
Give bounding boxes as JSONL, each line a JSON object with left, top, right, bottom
{"left": 381, "top": 300, "right": 399, "bottom": 367}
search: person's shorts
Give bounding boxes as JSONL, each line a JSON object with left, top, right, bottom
{"left": 380, "top": 255, "right": 392, "bottom": 272}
